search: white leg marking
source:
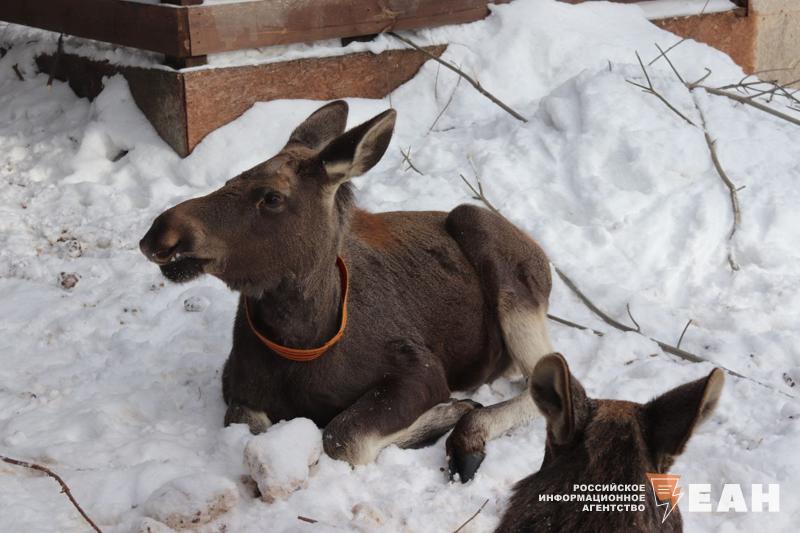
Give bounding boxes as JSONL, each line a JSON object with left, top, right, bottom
{"left": 499, "top": 304, "right": 553, "bottom": 377}
{"left": 468, "top": 392, "right": 538, "bottom": 443}
{"left": 345, "top": 402, "right": 471, "bottom": 465}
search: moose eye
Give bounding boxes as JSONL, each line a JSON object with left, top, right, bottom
{"left": 259, "top": 191, "right": 284, "bottom": 211}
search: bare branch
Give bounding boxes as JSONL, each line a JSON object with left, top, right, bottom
{"left": 1, "top": 455, "right": 102, "bottom": 532}
{"left": 648, "top": 38, "right": 687, "bottom": 67}
{"left": 677, "top": 319, "right": 693, "bottom": 349}
{"left": 429, "top": 73, "right": 463, "bottom": 134}
{"left": 626, "top": 302, "right": 642, "bottom": 333}
{"left": 629, "top": 52, "right": 696, "bottom": 126}
{"left": 654, "top": 43, "right": 686, "bottom": 86}
{"left": 691, "top": 94, "right": 742, "bottom": 270}
{"left": 547, "top": 313, "right": 604, "bottom": 336}
{"left": 459, "top": 173, "right": 500, "bottom": 215}
{"left": 554, "top": 267, "right": 636, "bottom": 333}
{"left": 453, "top": 499, "right": 489, "bottom": 533}
{"left": 388, "top": 31, "right": 528, "bottom": 123}
{"left": 399, "top": 147, "right": 424, "bottom": 175}
{"left": 696, "top": 85, "right": 800, "bottom": 127}
{"left": 642, "top": 47, "right": 743, "bottom": 271}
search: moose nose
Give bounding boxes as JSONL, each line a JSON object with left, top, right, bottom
{"left": 139, "top": 216, "right": 184, "bottom": 265}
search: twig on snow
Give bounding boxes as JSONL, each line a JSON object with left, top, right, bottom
{"left": 387, "top": 31, "right": 528, "bottom": 123}
{"left": 12, "top": 64, "right": 24, "bottom": 81}
{"left": 297, "top": 516, "right": 319, "bottom": 524}
{"left": 677, "top": 319, "right": 694, "bottom": 350}
{"left": 547, "top": 314, "right": 604, "bottom": 336}
{"left": 453, "top": 498, "right": 489, "bottom": 533}
{"left": 627, "top": 52, "right": 696, "bottom": 126}
{"left": 626, "top": 303, "right": 642, "bottom": 333}
{"left": 745, "top": 78, "right": 800, "bottom": 103}
{"left": 459, "top": 173, "right": 500, "bottom": 215}
{"left": 0, "top": 455, "right": 102, "bottom": 532}
{"left": 429, "top": 73, "right": 463, "bottom": 134}
{"left": 399, "top": 147, "right": 424, "bottom": 175}
{"left": 651, "top": 45, "right": 743, "bottom": 270}
{"left": 693, "top": 85, "right": 800, "bottom": 127}
{"left": 554, "top": 268, "right": 636, "bottom": 334}
{"left": 704, "top": 129, "right": 741, "bottom": 270}
{"left": 647, "top": 0, "right": 711, "bottom": 67}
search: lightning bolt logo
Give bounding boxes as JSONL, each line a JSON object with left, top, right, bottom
{"left": 646, "top": 473, "right": 682, "bottom": 523}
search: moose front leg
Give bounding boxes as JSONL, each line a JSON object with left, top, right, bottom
{"left": 224, "top": 402, "right": 272, "bottom": 435}
{"left": 323, "top": 369, "right": 475, "bottom": 465}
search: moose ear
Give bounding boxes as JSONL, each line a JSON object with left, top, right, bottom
{"left": 287, "top": 100, "right": 349, "bottom": 150}
{"left": 317, "top": 108, "right": 396, "bottom": 183}
{"left": 530, "top": 353, "right": 588, "bottom": 445}
{"left": 645, "top": 368, "right": 724, "bottom": 463}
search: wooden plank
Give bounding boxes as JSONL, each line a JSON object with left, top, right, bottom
{"left": 186, "top": 0, "right": 505, "bottom": 55}
{"left": 34, "top": 46, "right": 443, "bottom": 156}
{"left": 182, "top": 45, "right": 445, "bottom": 151}
{"left": 0, "top": 0, "right": 190, "bottom": 57}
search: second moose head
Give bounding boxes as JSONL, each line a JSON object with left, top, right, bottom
{"left": 497, "top": 354, "right": 724, "bottom": 533}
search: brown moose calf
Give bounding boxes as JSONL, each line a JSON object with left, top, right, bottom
{"left": 140, "top": 101, "right": 555, "bottom": 482}
{"left": 496, "top": 354, "right": 724, "bottom": 533}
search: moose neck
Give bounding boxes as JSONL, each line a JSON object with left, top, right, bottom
{"left": 249, "top": 251, "right": 344, "bottom": 349}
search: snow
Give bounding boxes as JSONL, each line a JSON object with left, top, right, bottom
{"left": 244, "top": 419, "right": 323, "bottom": 503}
{"left": 142, "top": 473, "right": 239, "bottom": 529}
{"left": 0, "top": 0, "right": 798, "bottom": 532}
{"left": 635, "top": 0, "right": 739, "bottom": 20}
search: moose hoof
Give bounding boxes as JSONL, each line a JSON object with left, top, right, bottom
{"left": 445, "top": 407, "right": 487, "bottom": 482}
{"left": 224, "top": 404, "right": 271, "bottom": 435}
{"left": 448, "top": 449, "right": 486, "bottom": 483}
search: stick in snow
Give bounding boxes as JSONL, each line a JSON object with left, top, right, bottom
{"left": 648, "top": 44, "right": 743, "bottom": 270}
{"left": 387, "top": 31, "right": 529, "bottom": 123}
{"left": 453, "top": 498, "right": 489, "bottom": 533}
{"left": 0, "top": 455, "right": 102, "bottom": 532}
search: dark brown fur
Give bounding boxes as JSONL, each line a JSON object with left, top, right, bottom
{"left": 496, "top": 354, "right": 724, "bottom": 533}
{"left": 140, "top": 101, "right": 553, "bottom": 469}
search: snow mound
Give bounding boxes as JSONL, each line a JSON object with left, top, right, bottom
{"left": 142, "top": 473, "right": 239, "bottom": 530}
{"left": 244, "top": 418, "right": 323, "bottom": 503}
{"left": 134, "top": 517, "right": 175, "bottom": 533}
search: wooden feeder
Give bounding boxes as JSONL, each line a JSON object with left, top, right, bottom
{"left": 1, "top": 0, "right": 785, "bottom": 157}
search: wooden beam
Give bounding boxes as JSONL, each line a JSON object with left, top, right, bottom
{"left": 186, "top": 0, "right": 505, "bottom": 55}
{"left": 0, "top": 0, "right": 190, "bottom": 57}
{"left": 34, "top": 46, "right": 443, "bottom": 156}
{"left": 1, "top": 0, "right": 500, "bottom": 60}
{"left": 182, "top": 46, "right": 445, "bottom": 150}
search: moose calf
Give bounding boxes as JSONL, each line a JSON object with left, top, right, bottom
{"left": 496, "top": 354, "right": 724, "bottom": 532}
{"left": 140, "top": 101, "right": 554, "bottom": 481}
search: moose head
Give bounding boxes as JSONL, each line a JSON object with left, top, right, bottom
{"left": 139, "top": 101, "right": 396, "bottom": 295}
{"left": 497, "top": 354, "right": 724, "bottom": 532}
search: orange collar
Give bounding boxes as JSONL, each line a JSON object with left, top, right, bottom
{"left": 244, "top": 257, "right": 349, "bottom": 362}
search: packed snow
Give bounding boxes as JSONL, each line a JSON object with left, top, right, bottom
{"left": 0, "top": 0, "right": 798, "bottom": 532}
{"left": 243, "top": 419, "right": 323, "bottom": 503}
